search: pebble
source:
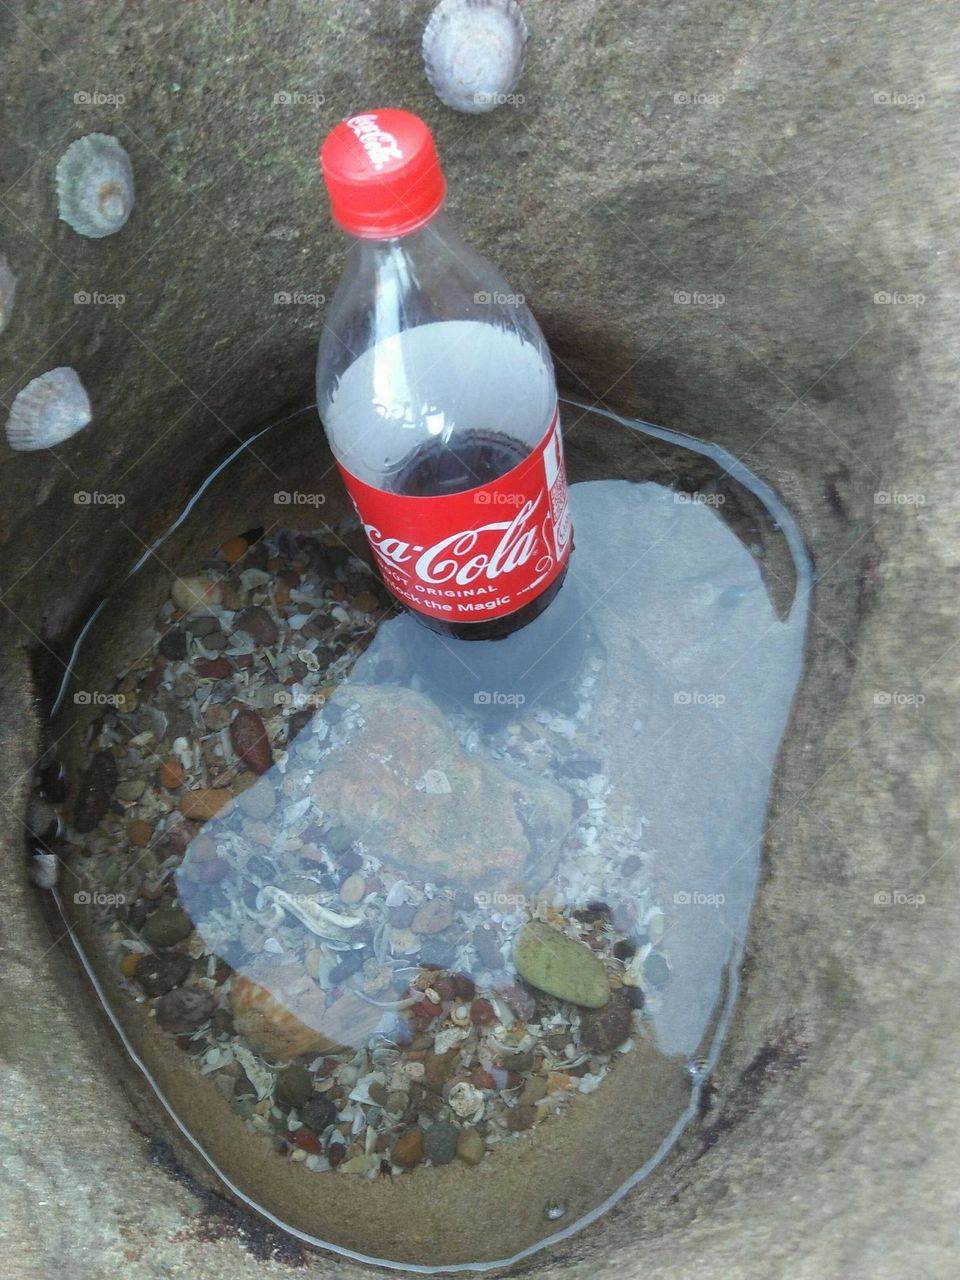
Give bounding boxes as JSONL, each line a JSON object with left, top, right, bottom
{"left": 456, "top": 1126, "right": 485, "bottom": 1165}
{"left": 580, "top": 989, "right": 634, "bottom": 1053}
{"left": 171, "top": 575, "right": 221, "bottom": 614}
{"left": 195, "top": 658, "right": 231, "bottom": 680}
{"left": 116, "top": 778, "right": 147, "bottom": 803}
{"left": 385, "top": 1090, "right": 409, "bottom": 1114}
{"left": 73, "top": 750, "right": 117, "bottom": 833}
{"left": 412, "top": 898, "right": 455, "bottom": 935}
{"left": 221, "top": 535, "right": 249, "bottom": 565}
{"left": 423, "top": 1119, "right": 458, "bottom": 1165}
{"left": 141, "top": 905, "right": 194, "bottom": 947}
{"left": 234, "top": 605, "right": 279, "bottom": 647}
{"left": 351, "top": 591, "right": 381, "bottom": 614}
{"left": 339, "top": 874, "right": 366, "bottom": 905}
{"left": 159, "top": 757, "right": 186, "bottom": 790}
{"left": 275, "top": 1065, "right": 313, "bottom": 1109}
{"left": 237, "top": 777, "right": 276, "bottom": 820}
{"left": 520, "top": 1075, "right": 548, "bottom": 1105}
{"left": 185, "top": 615, "right": 219, "bottom": 636}
{"left": 126, "top": 818, "right": 153, "bottom": 848}
{"left": 180, "top": 788, "right": 233, "bottom": 820}
{"left": 137, "top": 951, "right": 190, "bottom": 997}
{"left": 473, "top": 924, "right": 504, "bottom": 970}
{"left": 644, "top": 950, "right": 669, "bottom": 987}
{"left": 203, "top": 703, "right": 232, "bottom": 731}
{"left": 389, "top": 903, "right": 417, "bottom": 929}
{"left": 324, "top": 824, "right": 353, "bottom": 854}
{"left": 385, "top": 1128, "right": 420, "bottom": 1168}
{"left": 301, "top": 1094, "right": 337, "bottom": 1132}
{"left": 158, "top": 628, "right": 188, "bottom": 660}
{"left": 230, "top": 708, "right": 272, "bottom": 775}
{"left": 505, "top": 1104, "right": 536, "bottom": 1132}
{"left": 172, "top": 673, "right": 197, "bottom": 699}
{"left": 513, "top": 921, "right": 610, "bottom": 1008}
{"left": 155, "top": 987, "right": 214, "bottom": 1033}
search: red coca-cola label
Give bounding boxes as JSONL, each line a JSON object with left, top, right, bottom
{"left": 338, "top": 408, "right": 572, "bottom": 623}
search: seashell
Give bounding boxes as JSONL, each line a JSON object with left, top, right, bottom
{"left": 6, "top": 367, "right": 92, "bottom": 451}
{"left": 261, "top": 885, "right": 364, "bottom": 942}
{"left": 56, "top": 133, "right": 134, "bottom": 238}
{"left": 0, "top": 254, "right": 17, "bottom": 334}
{"left": 422, "top": 0, "right": 528, "bottom": 114}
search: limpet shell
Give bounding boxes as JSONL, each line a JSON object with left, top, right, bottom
{"left": 56, "top": 133, "right": 134, "bottom": 238}
{"left": 0, "top": 254, "right": 17, "bottom": 334}
{"left": 422, "top": 0, "right": 528, "bottom": 114}
{"left": 5, "top": 367, "right": 92, "bottom": 451}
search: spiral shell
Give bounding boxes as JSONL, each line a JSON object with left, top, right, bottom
{"left": 0, "top": 255, "right": 17, "bottom": 334}
{"left": 56, "top": 133, "right": 134, "bottom": 238}
{"left": 5, "top": 367, "right": 92, "bottom": 452}
{"left": 422, "top": 0, "right": 529, "bottom": 114}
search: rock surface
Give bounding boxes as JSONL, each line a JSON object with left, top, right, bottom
{"left": 311, "top": 686, "right": 572, "bottom": 889}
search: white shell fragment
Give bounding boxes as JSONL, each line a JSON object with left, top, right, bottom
{"left": 56, "top": 133, "right": 135, "bottom": 238}
{"left": 5, "top": 367, "right": 92, "bottom": 452}
{"left": 0, "top": 254, "right": 17, "bottom": 334}
{"left": 422, "top": 0, "right": 529, "bottom": 114}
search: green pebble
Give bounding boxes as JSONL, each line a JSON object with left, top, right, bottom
{"left": 423, "top": 1119, "right": 459, "bottom": 1166}
{"left": 275, "top": 1065, "right": 313, "bottom": 1110}
{"left": 644, "top": 950, "right": 670, "bottom": 987}
{"left": 141, "top": 906, "right": 193, "bottom": 947}
{"left": 513, "top": 921, "right": 610, "bottom": 1008}
{"left": 325, "top": 824, "right": 353, "bottom": 854}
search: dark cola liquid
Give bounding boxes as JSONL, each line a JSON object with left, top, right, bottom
{"left": 393, "top": 429, "right": 566, "bottom": 641}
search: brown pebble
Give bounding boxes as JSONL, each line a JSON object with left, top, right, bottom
{"left": 339, "top": 874, "right": 366, "bottom": 905}
{"left": 469, "top": 1066, "right": 497, "bottom": 1091}
{"left": 351, "top": 590, "right": 381, "bottom": 614}
{"left": 391, "top": 1129, "right": 424, "bottom": 1167}
{"left": 126, "top": 818, "right": 153, "bottom": 848}
{"left": 120, "top": 952, "right": 142, "bottom": 978}
{"left": 180, "top": 788, "right": 233, "bottom": 820}
{"left": 221, "top": 535, "right": 249, "bottom": 565}
{"left": 470, "top": 998, "right": 496, "bottom": 1026}
{"left": 456, "top": 1126, "right": 485, "bottom": 1165}
{"left": 505, "top": 1104, "right": 536, "bottom": 1132}
{"left": 159, "top": 757, "right": 186, "bottom": 790}
{"left": 234, "top": 605, "right": 279, "bottom": 647}
{"left": 230, "top": 708, "right": 272, "bottom": 775}
{"left": 580, "top": 988, "right": 634, "bottom": 1053}
{"left": 196, "top": 657, "right": 231, "bottom": 680}
{"left": 411, "top": 898, "right": 455, "bottom": 935}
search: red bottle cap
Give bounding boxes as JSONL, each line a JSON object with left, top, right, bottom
{"left": 320, "top": 109, "right": 446, "bottom": 239}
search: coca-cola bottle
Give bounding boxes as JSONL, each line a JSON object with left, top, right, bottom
{"left": 316, "top": 109, "right": 580, "bottom": 703}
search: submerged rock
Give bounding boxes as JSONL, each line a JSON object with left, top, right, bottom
{"left": 310, "top": 686, "right": 571, "bottom": 889}
{"left": 513, "top": 921, "right": 610, "bottom": 1008}
{"left": 423, "top": 1118, "right": 458, "bottom": 1165}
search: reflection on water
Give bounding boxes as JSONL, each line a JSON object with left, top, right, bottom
{"left": 40, "top": 400, "right": 809, "bottom": 1270}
